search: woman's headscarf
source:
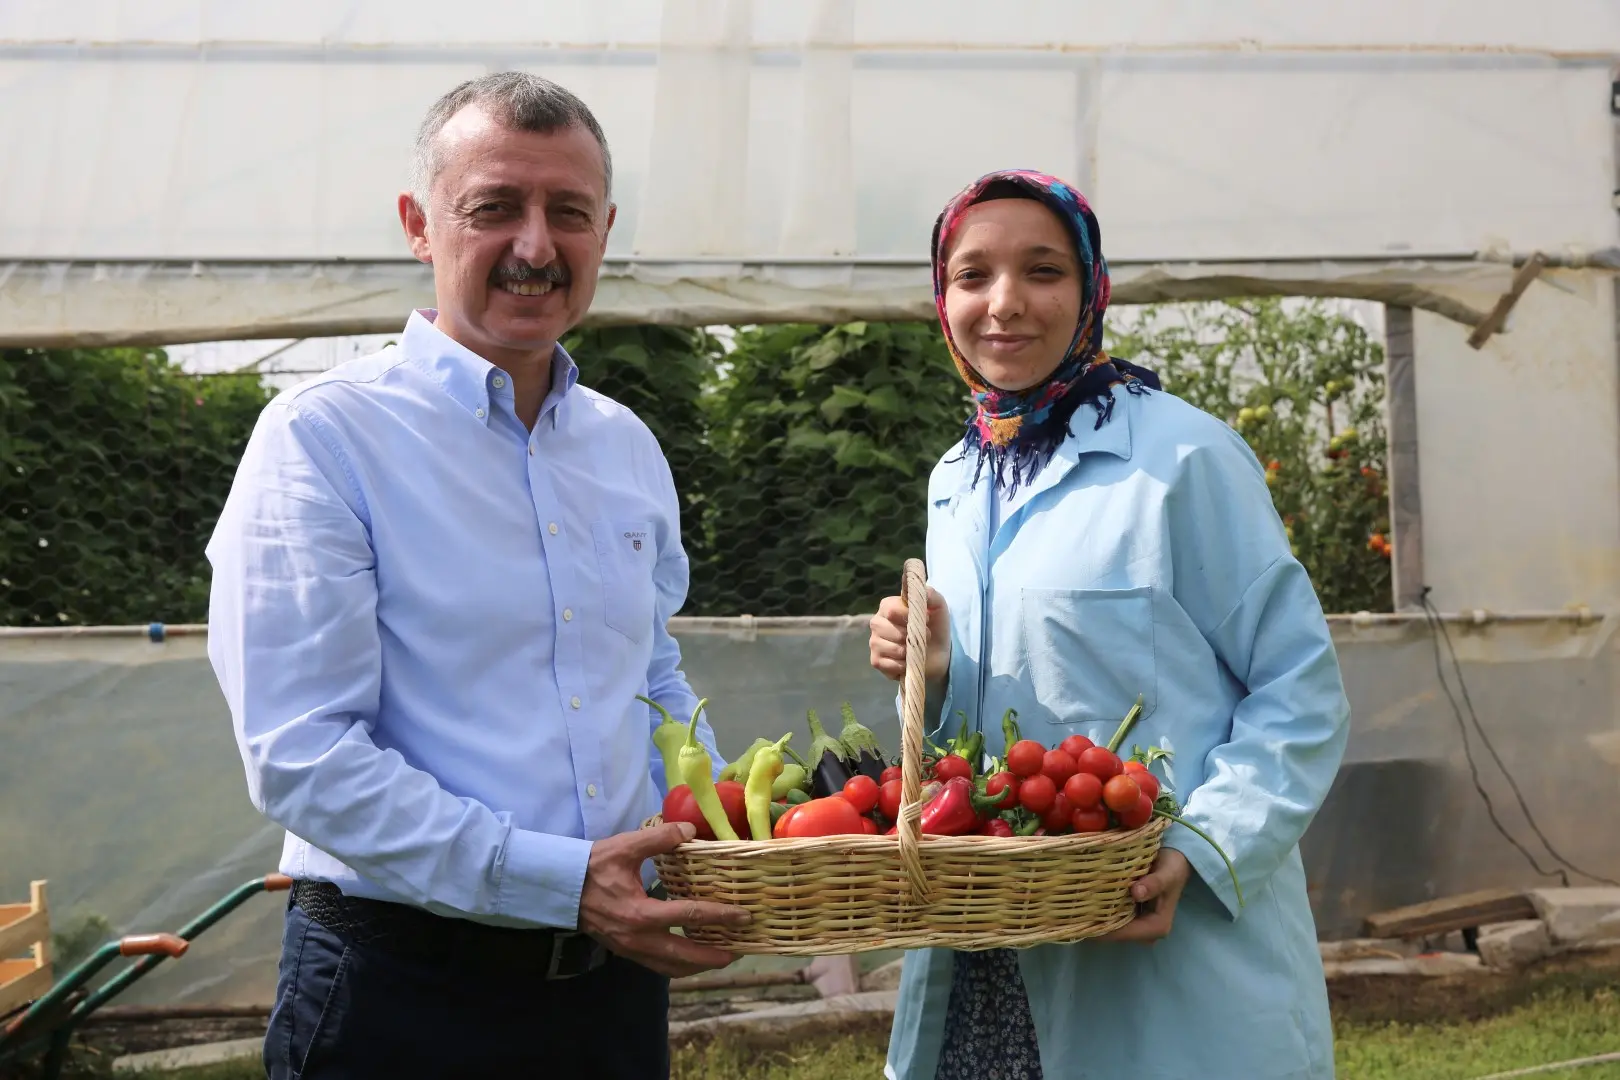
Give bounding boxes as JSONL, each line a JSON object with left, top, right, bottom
{"left": 930, "top": 169, "right": 1160, "bottom": 493}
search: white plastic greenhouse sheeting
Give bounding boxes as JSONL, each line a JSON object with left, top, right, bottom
{"left": 3, "top": 614, "right": 1619, "bottom": 1005}
{"left": 1, "top": 0, "right": 1617, "bottom": 342}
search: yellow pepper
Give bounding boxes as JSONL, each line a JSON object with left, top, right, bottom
{"left": 744, "top": 733, "right": 793, "bottom": 841}
{"left": 678, "top": 698, "right": 739, "bottom": 841}
{"left": 718, "top": 737, "right": 771, "bottom": 784}
{"left": 637, "top": 694, "right": 688, "bottom": 794}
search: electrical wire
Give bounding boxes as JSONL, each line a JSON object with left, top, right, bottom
{"left": 1420, "top": 586, "right": 1617, "bottom": 888}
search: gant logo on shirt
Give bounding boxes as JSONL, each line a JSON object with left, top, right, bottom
{"left": 624, "top": 530, "right": 647, "bottom": 551}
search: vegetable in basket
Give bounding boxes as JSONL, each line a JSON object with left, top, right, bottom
{"left": 744, "top": 733, "right": 794, "bottom": 841}
{"left": 805, "top": 708, "right": 856, "bottom": 798}
{"left": 717, "top": 737, "right": 772, "bottom": 784}
{"left": 638, "top": 694, "right": 689, "bottom": 792}
{"left": 836, "top": 702, "right": 890, "bottom": 783}
{"left": 677, "top": 698, "right": 739, "bottom": 841}
{"left": 772, "top": 745, "right": 812, "bottom": 799}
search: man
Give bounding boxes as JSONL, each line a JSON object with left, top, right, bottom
{"left": 205, "top": 72, "right": 748, "bottom": 1079}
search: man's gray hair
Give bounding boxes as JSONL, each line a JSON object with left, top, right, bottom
{"left": 410, "top": 71, "right": 613, "bottom": 208}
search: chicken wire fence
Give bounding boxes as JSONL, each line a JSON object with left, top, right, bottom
{"left": 1, "top": 302, "right": 1396, "bottom": 629}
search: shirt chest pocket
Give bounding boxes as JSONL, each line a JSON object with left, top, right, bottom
{"left": 591, "top": 519, "right": 658, "bottom": 644}
{"left": 1020, "top": 586, "right": 1158, "bottom": 728}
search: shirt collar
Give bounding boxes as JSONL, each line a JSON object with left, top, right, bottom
{"left": 401, "top": 308, "right": 580, "bottom": 425}
{"left": 942, "top": 382, "right": 1136, "bottom": 502}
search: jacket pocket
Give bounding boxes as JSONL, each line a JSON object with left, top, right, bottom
{"left": 1020, "top": 586, "right": 1157, "bottom": 727}
{"left": 592, "top": 519, "right": 658, "bottom": 644}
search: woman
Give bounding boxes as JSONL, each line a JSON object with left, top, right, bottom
{"left": 867, "top": 169, "right": 1351, "bottom": 1080}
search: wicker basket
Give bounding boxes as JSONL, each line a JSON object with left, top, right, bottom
{"left": 647, "top": 558, "right": 1166, "bottom": 955}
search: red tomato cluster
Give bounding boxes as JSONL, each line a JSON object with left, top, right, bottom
{"left": 996, "top": 736, "right": 1163, "bottom": 836}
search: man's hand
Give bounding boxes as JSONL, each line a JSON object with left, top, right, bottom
{"left": 578, "top": 822, "right": 751, "bottom": 979}
{"left": 1099, "top": 848, "right": 1192, "bottom": 944}
{"left": 869, "top": 587, "right": 950, "bottom": 684}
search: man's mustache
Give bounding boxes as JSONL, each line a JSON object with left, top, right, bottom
{"left": 491, "top": 261, "right": 570, "bottom": 286}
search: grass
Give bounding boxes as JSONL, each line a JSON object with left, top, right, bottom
{"left": 38, "top": 952, "right": 1620, "bottom": 1080}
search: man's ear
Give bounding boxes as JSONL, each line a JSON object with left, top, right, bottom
{"left": 598, "top": 203, "right": 618, "bottom": 255}
{"left": 398, "top": 192, "right": 433, "bottom": 264}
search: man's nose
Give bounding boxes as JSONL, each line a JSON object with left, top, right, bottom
{"left": 511, "top": 209, "right": 557, "bottom": 268}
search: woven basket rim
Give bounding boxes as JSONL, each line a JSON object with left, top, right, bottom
{"left": 643, "top": 812, "right": 1169, "bottom": 856}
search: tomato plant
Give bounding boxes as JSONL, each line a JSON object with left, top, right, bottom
{"left": 1108, "top": 297, "right": 1392, "bottom": 614}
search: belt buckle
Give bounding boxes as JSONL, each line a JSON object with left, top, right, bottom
{"left": 544, "top": 931, "right": 605, "bottom": 980}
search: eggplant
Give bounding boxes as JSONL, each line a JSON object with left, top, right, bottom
{"left": 836, "top": 701, "right": 889, "bottom": 783}
{"left": 805, "top": 708, "right": 855, "bottom": 798}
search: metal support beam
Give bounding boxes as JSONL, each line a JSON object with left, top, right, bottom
{"left": 1384, "top": 305, "right": 1426, "bottom": 612}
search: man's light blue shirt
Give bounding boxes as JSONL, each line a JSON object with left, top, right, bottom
{"left": 205, "top": 309, "right": 719, "bottom": 931}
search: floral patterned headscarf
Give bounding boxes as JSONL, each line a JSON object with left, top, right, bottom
{"left": 931, "top": 169, "right": 1160, "bottom": 492}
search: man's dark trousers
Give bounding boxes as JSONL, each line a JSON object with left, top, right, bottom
{"left": 264, "top": 891, "right": 670, "bottom": 1079}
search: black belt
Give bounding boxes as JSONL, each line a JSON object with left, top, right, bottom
{"left": 290, "top": 879, "right": 608, "bottom": 980}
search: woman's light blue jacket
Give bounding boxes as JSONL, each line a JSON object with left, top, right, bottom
{"left": 885, "top": 384, "right": 1351, "bottom": 1080}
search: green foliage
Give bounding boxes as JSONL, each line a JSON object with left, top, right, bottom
{"left": 49, "top": 909, "right": 115, "bottom": 971}
{"left": 1108, "top": 298, "right": 1392, "bottom": 614}
{"left": 1, "top": 302, "right": 1393, "bottom": 626}
{"left": 696, "top": 322, "right": 968, "bottom": 616}
{"left": 0, "top": 348, "right": 272, "bottom": 625}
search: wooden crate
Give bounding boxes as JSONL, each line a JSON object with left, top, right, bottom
{"left": 0, "top": 881, "right": 53, "bottom": 1018}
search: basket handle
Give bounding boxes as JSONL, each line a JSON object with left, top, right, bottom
{"left": 896, "top": 557, "right": 935, "bottom": 906}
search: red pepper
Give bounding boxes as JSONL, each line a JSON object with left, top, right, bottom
{"left": 919, "top": 776, "right": 981, "bottom": 836}
{"left": 978, "top": 818, "right": 1015, "bottom": 837}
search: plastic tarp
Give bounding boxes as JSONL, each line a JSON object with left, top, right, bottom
{"left": 1, "top": 0, "right": 1617, "bottom": 342}
{"left": 3, "top": 615, "right": 1619, "bottom": 1005}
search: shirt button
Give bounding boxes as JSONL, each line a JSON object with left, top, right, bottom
{"left": 492, "top": 375, "right": 505, "bottom": 388}
{"left": 475, "top": 407, "right": 486, "bottom": 418}
{"left": 563, "top": 608, "right": 573, "bottom": 622}
{"left": 548, "top": 522, "right": 558, "bottom": 535}
{"left": 586, "top": 783, "right": 598, "bottom": 798}
{"left": 528, "top": 443, "right": 534, "bottom": 456}
{"left": 571, "top": 696, "right": 581, "bottom": 709}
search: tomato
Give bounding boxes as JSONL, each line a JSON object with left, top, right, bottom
{"left": 1102, "top": 774, "right": 1141, "bottom": 814}
{"left": 842, "top": 774, "right": 880, "bottom": 815}
{"left": 661, "top": 785, "right": 713, "bottom": 839}
{"left": 1042, "top": 793, "right": 1075, "bottom": 833}
{"left": 1006, "top": 740, "right": 1047, "bottom": 779}
{"left": 715, "top": 780, "right": 750, "bottom": 838}
{"left": 860, "top": 816, "right": 879, "bottom": 835}
{"left": 878, "top": 778, "right": 903, "bottom": 822}
{"left": 1071, "top": 805, "right": 1111, "bottom": 833}
{"left": 1116, "top": 791, "right": 1155, "bottom": 831}
{"left": 1059, "top": 734, "right": 1094, "bottom": 759}
{"left": 1040, "top": 749, "right": 1079, "bottom": 787}
{"left": 1018, "top": 773, "right": 1057, "bottom": 816}
{"left": 979, "top": 818, "right": 1015, "bottom": 838}
{"left": 933, "top": 754, "right": 974, "bottom": 783}
{"left": 772, "top": 803, "right": 802, "bottom": 839}
{"left": 1077, "top": 746, "right": 1123, "bottom": 782}
{"left": 983, "top": 771, "right": 1019, "bottom": 811}
{"left": 1128, "top": 769, "right": 1160, "bottom": 801}
{"left": 1062, "top": 772, "right": 1104, "bottom": 811}
{"left": 881, "top": 765, "right": 903, "bottom": 786}
{"left": 781, "top": 796, "right": 865, "bottom": 838}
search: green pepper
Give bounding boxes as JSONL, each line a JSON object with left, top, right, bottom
{"left": 769, "top": 801, "right": 792, "bottom": 825}
{"left": 771, "top": 762, "right": 809, "bottom": 800}
{"left": 744, "top": 733, "right": 793, "bottom": 841}
{"left": 638, "top": 694, "right": 689, "bottom": 794}
{"left": 678, "top": 698, "right": 739, "bottom": 841}
{"left": 783, "top": 788, "right": 811, "bottom": 805}
{"left": 718, "top": 737, "right": 771, "bottom": 784}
